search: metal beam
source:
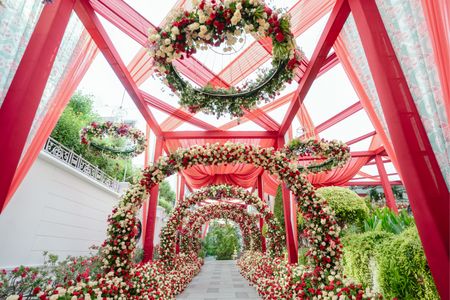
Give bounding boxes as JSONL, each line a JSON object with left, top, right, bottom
{"left": 257, "top": 175, "right": 266, "bottom": 253}
{"left": 75, "top": 0, "right": 162, "bottom": 136}
{"left": 346, "top": 131, "right": 376, "bottom": 146}
{"left": 142, "top": 137, "right": 163, "bottom": 262}
{"left": 345, "top": 180, "right": 403, "bottom": 186}
{"left": 279, "top": 0, "right": 350, "bottom": 135}
{"left": 350, "top": 151, "right": 376, "bottom": 158}
{"left": 318, "top": 52, "right": 339, "bottom": 76}
{"left": 353, "top": 172, "right": 398, "bottom": 180}
{"left": 349, "top": 0, "right": 449, "bottom": 296}
{"left": 365, "top": 158, "right": 391, "bottom": 166}
{"left": 162, "top": 131, "right": 279, "bottom": 140}
{"left": 314, "top": 102, "right": 363, "bottom": 134}
{"left": 140, "top": 90, "right": 219, "bottom": 131}
{"left": 375, "top": 155, "right": 398, "bottom": 212}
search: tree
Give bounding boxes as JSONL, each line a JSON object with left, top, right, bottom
{"left": 204, "top": 221, "right": 240, "bottom": 260}
{"left": 157, "top": 180, "right": 176, "bottom": 214}
{"left": 158, "top": 180, "right": 176, "bottom": 204}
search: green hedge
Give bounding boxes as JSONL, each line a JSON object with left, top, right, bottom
{"left": 375, "top": 227, "right": 438, "bottom": 299}
{"left": 343, "top": 227, "right": 438, "bottom": 299}
{"left": 316, "top": 186, "right": 369, "bottom": 226}
{"left": 342, "top": 231, "right": 393, "bottom": 287}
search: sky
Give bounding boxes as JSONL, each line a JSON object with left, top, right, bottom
{"left": 76, "top": 0, "right": 400, "bottom": 184}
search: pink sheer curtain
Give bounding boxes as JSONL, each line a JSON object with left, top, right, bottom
{"left": 4, "top": 34, "right": 97, "bottom": 206}
{"left": 334, "top": 36, "right": 401, "bottom": 175}
{"left": 421, "top": 0, "right": 450, "bottom": 121}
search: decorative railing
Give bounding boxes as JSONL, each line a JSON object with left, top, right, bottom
{"left": 43, "top": 137, "right": 120, "bottom": 192}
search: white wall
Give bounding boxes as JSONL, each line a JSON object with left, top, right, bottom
{"left": 0, "top": 152, "right": 120, "bottom": 269}
{"left": 0, "top": 151, "right": 170, "bottom": 269}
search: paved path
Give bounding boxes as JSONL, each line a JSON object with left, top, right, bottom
{"left": 177, "top": 258, "right": 261, "bottom": 300}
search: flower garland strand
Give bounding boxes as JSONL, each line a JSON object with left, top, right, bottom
{"left": 147, "top": 0, "right": 302, "bottom": 118}
{"left": 80, "top": 121, "right": 146, "bottom": 159}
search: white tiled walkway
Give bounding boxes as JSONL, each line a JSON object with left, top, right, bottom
{"left": 176, "top": 258, "right": 261, "bottom": 300}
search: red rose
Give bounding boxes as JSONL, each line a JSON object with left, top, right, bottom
{"left": 275, "top": 32, "right": 285, "bottom": 42}
{"left": 264, "top": 6, "right": 272, "bottom": 16}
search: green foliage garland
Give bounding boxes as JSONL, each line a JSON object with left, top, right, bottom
{"left": 342, "top": 231, "right": 393, "bottom": 288}
{"left": 375, "top": 227, "right": 438, "bottom": 299}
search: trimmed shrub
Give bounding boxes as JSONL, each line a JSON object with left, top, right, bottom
{"left": 316, "top": 186, "right": 369, "bottom": 226}
{"left": 342, "top": 231, "right": 393, "bottom": 288}
{"left": 375, "top": 227, "right": 438, "bottom": 299}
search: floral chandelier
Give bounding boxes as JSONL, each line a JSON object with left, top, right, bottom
{"left": 147, "top": 0, "right": 302, "bottom": 118}
{"left": 80, "top": 121, "right": 146, "bottom": 159}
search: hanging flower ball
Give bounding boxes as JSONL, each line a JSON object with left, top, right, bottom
{"left": 80, "top": 121, "right": 146, "bottom": 159}
{"left": 147, "top": 0, "right": 303, "bottom": 118}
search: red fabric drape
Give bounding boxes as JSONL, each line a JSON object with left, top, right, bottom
{"left": 182, "top": 164, "right": 262, "bottom": 189}
{"left": 4, "top": 34, "right": 97, "bottom": 205}
{"left": 421, "top": 0, "right": 450, "bottom": 121}
{"left": 166, "top": 138, "right": 274, "bottom": 190}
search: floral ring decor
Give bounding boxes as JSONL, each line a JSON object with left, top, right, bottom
{"left": 148, "top": 0, "right": 303, "bottom": 118}
{"left": 180, "top": 203, "right": 263, "bottom": 254}
{"left": 159, "top": 184, "right": 285, "bottom": 264}
{"left": 80, "top": 121, "right": 146, "bottom": 159}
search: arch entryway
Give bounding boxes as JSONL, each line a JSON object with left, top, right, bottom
{"left": 179, "top": 202, "right": 263, "bottom": 255}
{"left": 159, "top": 184, "right": 285, "bottom": 262}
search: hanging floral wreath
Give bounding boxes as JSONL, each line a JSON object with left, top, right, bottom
{"left": 80, "top": 121, "right": 146, "bottom": 159}
{"left": 147, "top": 0, "right": 302, "bottom": 118}
{"left": 180, "top": 202, "right": 263, "bottom": 254}
{"left": 159, "top": 184, "right": 284, "bottom": 263}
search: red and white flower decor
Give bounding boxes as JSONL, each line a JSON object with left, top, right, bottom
{"left": 80, "top": 121, "right": 146, "bottom": 158}
{"left": 17, "top": 137, "right": 351, "bottom": 299}
{"left": 238, "top": 251, "right": 381, "bottom": 299}
{"left": 179, "top": 202, "right": 263, "bottom": 254}
{"left": 159, "top": 184, "right": 285, "bottom": 264}
{"left": 147, "top": 0, "right": 302, "bottom": 118}
{"left": 136, "top": 138, "right": 350, "bottom": 275}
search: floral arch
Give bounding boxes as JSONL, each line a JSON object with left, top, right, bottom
{"left": 179, "top": 202, "right": 263, "bottom": 255}
{"left": 159, "top": 184, "right": 285, "bottom": 262}
{"left": 101, "top": 138, "right": 350, "bottom": 284}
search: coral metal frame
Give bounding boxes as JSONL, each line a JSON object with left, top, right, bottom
{"left": 0, "top": 0, "right": 447, "bottom": 297}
